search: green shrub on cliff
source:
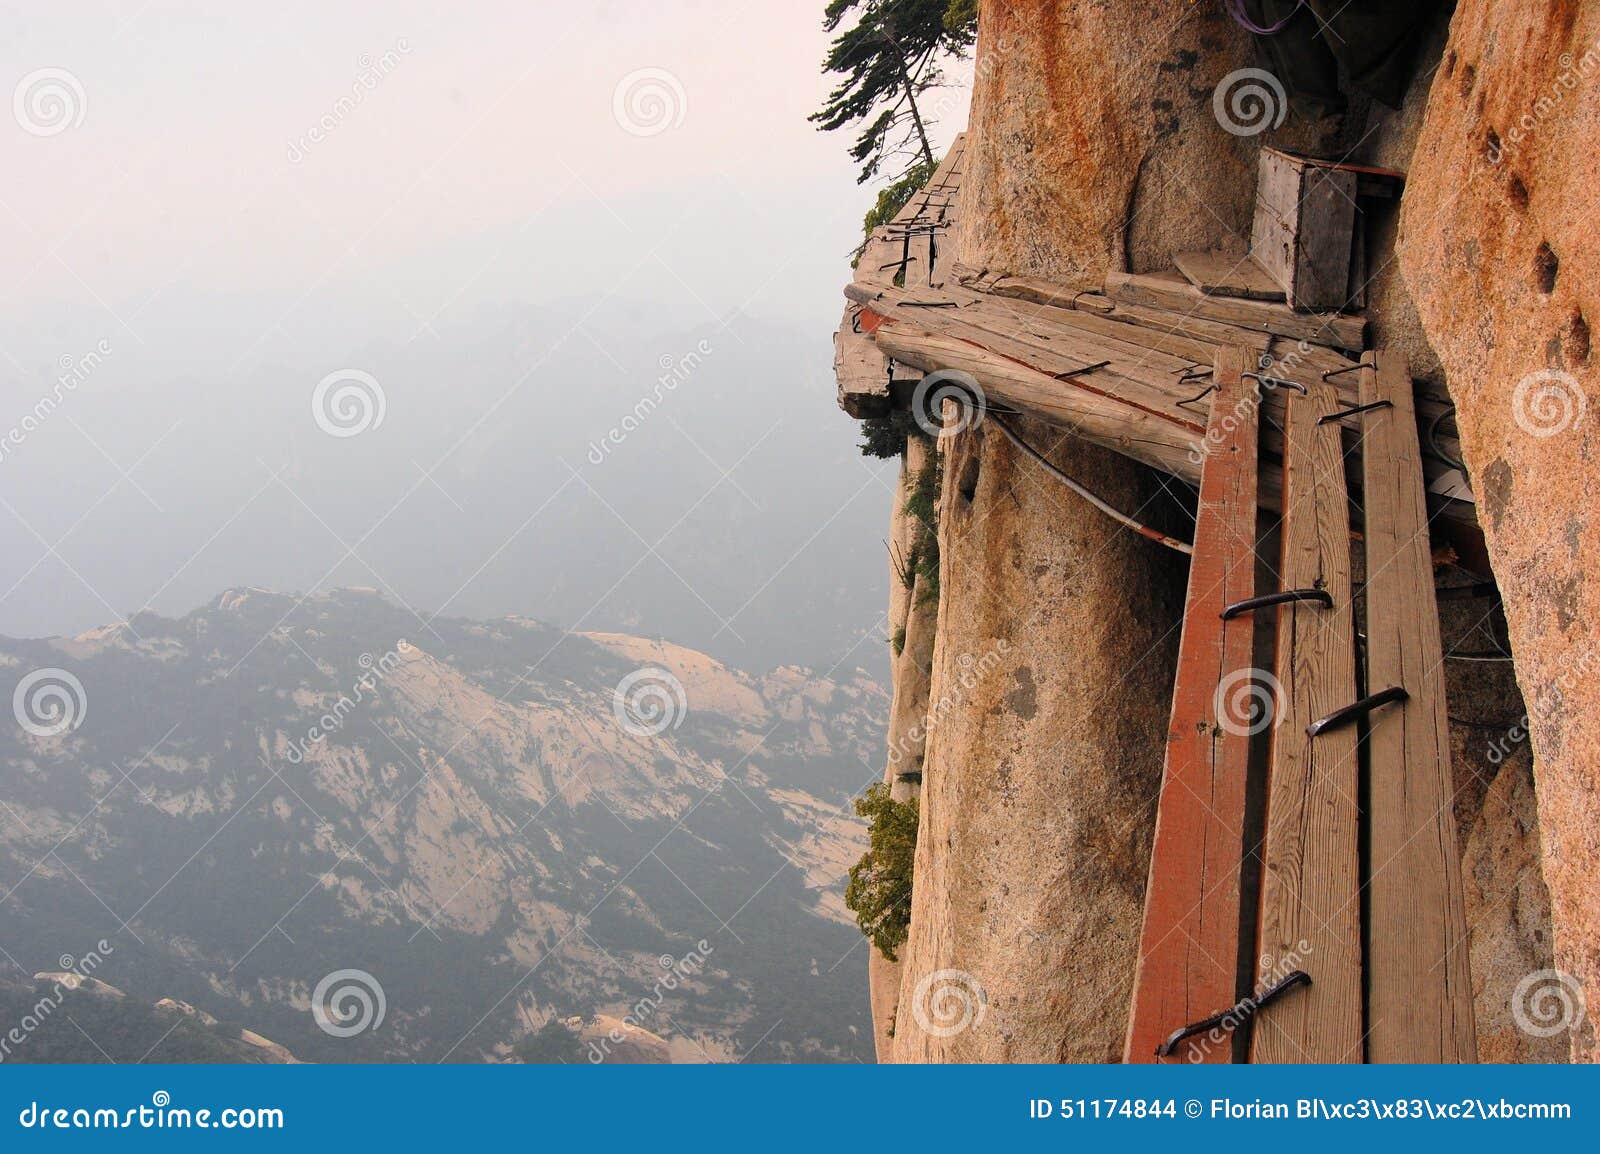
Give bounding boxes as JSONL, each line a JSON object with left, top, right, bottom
{"left": 858, "top": 408, "right": 925, "bottom": 458}
{"left": 845, "top": 782, "right": 920, "bottom": 961}
{"left": 904, "top": 449, "right": 941, "bottom": 607}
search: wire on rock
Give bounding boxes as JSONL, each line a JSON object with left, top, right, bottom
{"left": 990, "top": 413, "right": 1194, "bottom": 556}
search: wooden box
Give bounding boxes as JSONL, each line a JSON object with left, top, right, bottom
{"left": 1250, "top": 147, "right": 1359, "bottom": 313}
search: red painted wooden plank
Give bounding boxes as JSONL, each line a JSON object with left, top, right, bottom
{"left": 1124, "top": 347, "right": 1259, "bottom": 1064}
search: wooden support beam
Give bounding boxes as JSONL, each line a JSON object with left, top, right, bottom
{"left": 1251, "top": 379, "right": 1363, "bottom": 1064}
{"left": 1124, "top": 347, "right": 1259, "bottom": 1064}
{"left": 1104, "top": 270, "right": 1367, "bottom": 352}
{"left": 1360, "top": 350, "right": 1477, "bottom": 1064}
{"left": 863, "top": 312, "right": 1203, "bottom": 480}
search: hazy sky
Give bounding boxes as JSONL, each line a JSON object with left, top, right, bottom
{"left": 0, "top": 2, "right": 970, "bottom": 666}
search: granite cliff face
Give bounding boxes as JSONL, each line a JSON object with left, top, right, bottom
{"left": 1398, "top": 0, "right": 1600, "bottom": 1062}
{"left": 862, "top": 0, "right": 1584, "bottom": 1063}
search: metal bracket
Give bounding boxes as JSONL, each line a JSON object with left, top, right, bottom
{"left": 1220, "top": 588, "right": 1334, "bottom": 621}
{"left": 1176, "top": 382, "right": 1220, "bottom": 414}
{"left": 1053, "top": 359, "right": 1111, "bottom": 381}
{"left": 1307, "top": 686, "right": 1409, "bottom": 737}
{"left": 1317, "top": 399, "right": 1393, "bottom": 426}
{"left": 1155, "top": 971, "right": 1313, "bottom": 1058}
{"left": 1321, "top": 362, "right": 1369, "bottom": 381}
{"left": 1242, "top": 372, "right": 1308, "bottom": 395}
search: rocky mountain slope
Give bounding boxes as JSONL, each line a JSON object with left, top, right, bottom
{"left": 0, "top": 588, "right": 885, "bottom": 1062}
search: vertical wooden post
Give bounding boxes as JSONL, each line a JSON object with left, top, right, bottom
{"left": 1124, "top": 347, "right": 1258, "bottom": 1063}
{"left": 1361, "top": 350, "right": 1477, "bottom": 1063}
{"left": 1250, "top": 380, "right": 1363, "bottom": 1062}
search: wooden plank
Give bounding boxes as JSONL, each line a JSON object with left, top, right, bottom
{"left": 1251, "top": 148, "right": 1301, "bottom": 302}
{"left": 1290, "top": 166, "right": 1357, "bottom": 311}
{"left": 1104, "top": 270, "right": 1367, "bottom": 353}
{"left": 1361, "top": 350, "right": 1477, "bottom": 1064}
{"left": 1250, "top": 379, "right": 1363, "bottom": 1063}
{"left": 865, "top": 313, "right": 1200, "bottom": 479}
{"left": 1124, "top": 347, "right": 1259, "bottom": 1064}
{"left": 834, "top": 310, "right": 891, "bottom": 419}
{"left": 1075, "top": 291, "right": 1273, "bottom": 354}
{"left": 1174, "top": 250, "right": 1286, "bottom": 302}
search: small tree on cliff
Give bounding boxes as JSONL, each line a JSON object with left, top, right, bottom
{"left": 810, "top": 0, "right": 978, "bottom": 184}
{"left": 845, "top": 782, "right": 920, "bottom": 960}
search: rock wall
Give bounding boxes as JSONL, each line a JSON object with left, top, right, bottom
{"left": 864, "top": 0, "right": 1575, "bottom": 1064}
{"left": 956, "top": 0, "right": 1335, "bottom": 284}
{"left": 868, "top": 437, "right": 941, "bottom": 1059}
{"left": 1398, "top": 0, "right": 1600, "bottom": 1062}
{"left": 888, "top": 415, "right": 1184, "bottom": 1062}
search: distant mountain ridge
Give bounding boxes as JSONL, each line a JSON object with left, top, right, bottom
{"left": 0, "top": 589, "right": 884, "bottom": 1062}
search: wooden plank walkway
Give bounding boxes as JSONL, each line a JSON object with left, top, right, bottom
{"left": 1124, "top": 347, "right": 1258, "bottom": 1064}
{"left": 1250, "top": 379, "right": 1363, "bottom": 1063}
{"left": 1361, "top": 350, "right": 1477, "bottom": 1064}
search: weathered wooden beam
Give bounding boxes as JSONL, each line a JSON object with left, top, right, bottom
{"left": 1251, "top": 379, "right": 1363, "bottom": 1064}
{"left": 1124, "top": 347, "right": 1259, "bottom": 1064}
{"left": 864, "top": 311, "right": 1202, "bottom": 480}
{"left": 1104, "top": 270, "right": 1367, "bottom": 352}
{"left": 1361, "top": 350, "right": 1476, "bottom": 1064}
{"left": 1174, "top": 249, "right": 1286, "bottom": 302}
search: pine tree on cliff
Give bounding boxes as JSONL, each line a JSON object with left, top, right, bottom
{"left": 810, "top": 0, "right": 977, "bottom": 184}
